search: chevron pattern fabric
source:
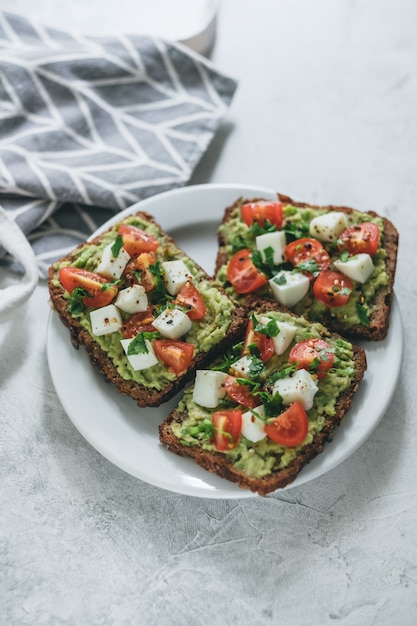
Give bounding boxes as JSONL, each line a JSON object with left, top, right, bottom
{"left": 0, "top": 11, "right": 237, "bottom": 277}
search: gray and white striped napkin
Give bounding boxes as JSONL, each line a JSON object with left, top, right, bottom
{"left": 0, "top": 11, "right": 237, "bottom": 278}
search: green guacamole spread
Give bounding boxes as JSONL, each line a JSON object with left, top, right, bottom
{"left": 172, "top": 310, "right": 356, "bottom": 479}
{"left": 51, "top": 215, "right": 235, "bottom": 390}
{"left": 216, "top": 201, "right": 388, "bottom": 329}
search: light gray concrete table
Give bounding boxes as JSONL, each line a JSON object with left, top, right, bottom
{"left": 1, "top": 1, "right": 416, "bottom": 624}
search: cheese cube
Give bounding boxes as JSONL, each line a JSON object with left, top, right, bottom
{"left": 269, "top": 271, "right": 309, "bottom": 307}
{"left": 259, "top": 316, "right": 297, "bottom": 355}
{"left": 229, "top": 355, "right": 254, "bottom": 379}
{"left": 255, "top": 231, "right": 286, "bottom": 265}
{"left": 333, "top": 253, "right": 374, "bottom": 284}
{"left": 152, "top": 307, "right": 192, "bottom": 340}
{"left": 241, "top": 405, "right": 266, "bottom": 442}
{"left": 115, "top": 285, "right": 148, "bottom": 314}
{"left": 309, "top": 212, "right": 348, "bottom": 243}
{"left": 95, "top": 242, "right": 130, "bottom": 279}
{"left": 272, "top": 369, "right": 318, "bottom": 410}
{"left": 120, "top": 338, "right": 158, "bottom": 371}
{"left": 162, "top": 260, "right": 193, "bottom": 296}
{"left": 90, "top": 304, "right": 122, "bottom": 336}
{"left": 192, "top": 370, "right": 228, "bottom": 408}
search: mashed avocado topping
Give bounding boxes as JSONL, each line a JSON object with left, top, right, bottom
{"left": 216, "top": 201, "right": 388, "bottom": 328}
{"left": 172, "top": 310, "right": 356, "bottom": 478}
{"left": 51, "top": 215, "right": 235, "bottom": 389}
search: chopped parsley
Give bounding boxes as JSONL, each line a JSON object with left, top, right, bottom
{"left": 356, "top": 302, "right": 370, "bottom": 326}
{"left": 111, "top": 235, "right": 124, "bottom": 257}
{"left": 68, "top": 287, "right": 89, "bottom": 314}
{"left": 252, "top": 314, "right": 280, "bottom": 338}
{"left": 212, "top": 341, "right": 244, "bottom": 373}
{"left": 248, "top": 355, "right": 265, "bottom": 379}
{"left": 294, "top": 258, "right": 321, "bottom": 276}
{"left": 127, "top": 331, "right": 160, "bottom": 355}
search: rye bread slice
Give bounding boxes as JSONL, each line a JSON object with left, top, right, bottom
{"left": 159, "top": 301, "right": 367, "bottom": 496}
{"left": 48, "top": 211, "right": 247, "bottom": 408}
{"left": 215, "top": 193, "right": 399, "bottom": 341}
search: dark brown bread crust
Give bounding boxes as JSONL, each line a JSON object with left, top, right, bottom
{"left": 215, "top": 193, "right": 399, "bottom": 341}
{"left": 48, "top": 211, "right": 247, "bottom": 408}
{"left": 159, "top": 301, "right": 367, "bottom": 496}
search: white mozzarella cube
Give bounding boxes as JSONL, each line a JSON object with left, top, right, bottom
{"left": 258, "top": 316, "right": 297, "bottom": 355}
{"left": 120, "top": 338, "right": 158, "bottom": 371}
{"left": 272, "top": 369, "right": 318, "bottom": 410}
{"left": 229, "top": 355, "right": 254, "bottom": 379}
{"left": 152, "top": 307, "right": 192, "bottom": 340}
{"left": 269, "top": 271, "right": 309, "bottom": 307}
{"left": 333, "top": 253, "right": 374, "bottom": 284}
{"left": 162, "top": 260, "right": 193, "bottom": 296}
{"left": 95, "top": 242, "right": 130, "bottom": 280}
{"left": 192, "top": 370, "right": 228, "bottom": 408}
{"left": 90, "top": 304, "right": 122, "bottom": 336}
{"left": 255, "top": 231, "right": 286, "bottom": 265}
{"left": 309, "top": 212, "right": 348, "bottom": 243}
{"left": 115, "top": 285, "right": 148, "bottom": 314}
{"left": 241, "top": 405, "right": 266, "bottom": 443}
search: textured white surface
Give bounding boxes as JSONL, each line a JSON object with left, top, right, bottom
{"left": 1, "top": 0, "right": 417, "bottom": 624}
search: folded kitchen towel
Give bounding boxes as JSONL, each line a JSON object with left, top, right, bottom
{"left": 0, "top": 11, "right": 237, "bottom": 284}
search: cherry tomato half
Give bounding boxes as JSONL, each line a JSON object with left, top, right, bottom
{"left": 242, "top": 320, "right": 275, "bottom": 362}
{"left": 174, "top": 282, "right": 206, "bottom": 320}
{"left": 121, "top": 306, "right": 156, "bottom": 338}
{"left": 337, "top": 222, "right": 380, "bottom": 256}
{"left": 117, "top": 224, "right": 159, "bottom": 256}
{"left": 224, "top": 376, "right": 258, "bottom": 409}
{"left": 153, "top": 340, "right": 194, "bottom": 376}
{"left": 241, "top": 201, "right": 283, "bottom": 229}
{"left": 226, "top": 249, "right": 268, "bottom": 294}
{"left": 59, "top": 267, "right": 118, "bottom": 308}
{"left": 264, "top": 401, "right": 308, "bottom": 447}
{"left": 212, "top": 409, "right": 242, "bottom": 451}
{"left": 289, "top": 338, "right": 334, "bottom": 379}
{"left": 313, "top": 269, "right": 353, "bottom": 308}
{"left": 124, "top": 251, "right": 157, "bottom": 292}
{"left": 284, "top": 237, "right": 330, "bottom": 276}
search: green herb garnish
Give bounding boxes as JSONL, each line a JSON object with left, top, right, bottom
{"left": 111, "top": 235, "right": 124, "bottom": 257}
{"left": 101, "top": 279, "right": 120, "bottom": 291}
{"left": 253, "top": 390, "right": 283, "bottom": 417}
{"left": 294, "top": 258, "right": 321, "bottom": 276}
{"left": 248, "top": 355, "right": 265, "bottom": 379}
{"left": 212, "top": 341, "right": 244, "bottom": 373}
{"left": 127, "top": 331, "right": 160, "bottom": 355}
{"left": 268, "top": 363, "right": 298, "bottom": 383}
{"left": 68, "top": 287, "right": 89, "bottom": 314}
{"left": 252, "top": 314, "right": 280, "bottom": 338}
{"left": 356, "top": 302, "right": 370, "bottom": 326}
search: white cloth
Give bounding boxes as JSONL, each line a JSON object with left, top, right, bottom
{"left": 0, "top": 206, "right": 38, "bottom": 320}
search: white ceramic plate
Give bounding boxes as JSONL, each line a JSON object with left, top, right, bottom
{"left": 46, "top": 183, "right": 404, "bottom": 499}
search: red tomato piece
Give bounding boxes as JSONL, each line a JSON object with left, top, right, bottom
{"left": 337, "top": 222, "right": 380, "bottom": 256}
{"left": 121, "top": 306, "right": 156, "bottom": 338}
{"left": 117, "top": 223, "right": 159, "bottom": 256}
{"left": 313, "top": 269, "right": 353, "bottom": 308}
{"left": 242, "top": 320, "right": 275, "bottom": 362}
{"left": 284, "top": 237, "right": 330, "bottom": 276}
{"left": 59, "top": 266, "right": 118, "bottom": 308}
{"left": 226, "top": 249, "right": 268, "bottom": 294}
{"left": 174, "top": 281, "right": 207, "bottom": 320}
{"left": 224, "top": 376, "right": 258, "bottom": 409}
{"left": 289, "top": 338, "right": 334, "bottom": 379}
{"left": 264, "top": 401, "right": 308, "bottom": 447}
{"left": 124, "top": 251, "right": 157, "bottom": 292}
{"left": 241, "top": 201, "right": 283, "bottom": 229}
{"left": 153, "top": 340, "right": 194, "bottom": 376}
{"left": 212, "top": 409, "right": 242, "bottom": 451}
